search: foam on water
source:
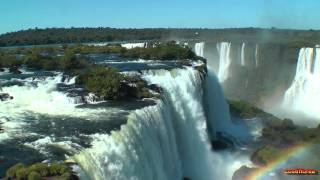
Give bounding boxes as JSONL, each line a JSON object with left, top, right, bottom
{"left": 0, "top": 74, "right": 114, "bottom": 142}
{"left": 0, "top": 74, "right": 105, "bottom": 117}
{"left": 24, "top": 136, "right": 82, "bottom": 156}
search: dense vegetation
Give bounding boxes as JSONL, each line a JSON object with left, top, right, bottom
{"left": 259, "top": 118, "right": 320, "bottom": 147}
{"left": 2, "top": 43, "right": 194, "bottom": 100}
{"left": 251, "top": 119, "right": 320, "bottom": 169}
{"left": 5, "top": 162, "right": 77, "bottom": 180}
{"left": 230, "top": 100, "right": 320, "bottom": 179}
{"left": 1, "top": 27, "right": 320, "bottom": 47}
{"left": 0, "top": 42, "right": 201, "bottom": 65}
{"left": 228, "top": 100, "right": 320, "bottom": 163}
{"left": 228, "top": 99, "right": 265, "bottom": 119}
{"left": 75, "top": 66, "right": 153, "bottom": 100}
{"left": 122, "top": 42, "right": 199, "bottom": 60}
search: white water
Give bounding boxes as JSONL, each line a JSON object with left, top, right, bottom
{"left": 75, "top": 68, "right": 216, "bottom": 180}
{"left": 195, "top": 42, "right": 205, "bottom": 57}
{"left": 74, "top": 67, "right": 253, "bottom": 180}
{"left": 0, "top": 74, "right": 112, "bottom": 142}
{"left": 89, "top": 42, "right": 147, "bottom": 48}
{"left": 217, "top": 42, "right": 232, "bottom": 82}
{"left": 255, "top": 44, "right": 259, "bottom": 68}
{"left": 283, "top": 47, "right": 320, "bottom": 119}
{"left": 0, "top": 75, "right": 100, "bottom": 117}
{"left": 241, "top": 43, "right": 246, "bottom": 66}
{"left": 121, "top": 43, "right": 147, "bottom": 49}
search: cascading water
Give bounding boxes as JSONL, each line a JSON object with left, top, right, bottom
{"left": 74, "top": 67, "right": 216, "bottom": 180}
{"left": 0, "top": 75, "right": 100, "bottom": 117}
{"left": 0, "top": 74, "right": 110, "bottom": 142}
{"left": 283, "top": 46, "right": 320, "bottom": 119}
{"left": 195, "top": 42, "right": 205, "bottom": 57}
{"left": 241, "top": 43, "right": 246, "bottom": 66}
{"left": 255, "top": 44, "right": 259, "bottom": 68}
{"left": 217, "top": 42, "right": 232, "bottom": 82}
{"left": 121, "top": 43, "right": 147, "bottom": 49}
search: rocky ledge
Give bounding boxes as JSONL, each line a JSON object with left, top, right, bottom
{"left": 0, "top": 93, "right": 13, "bottom": 101}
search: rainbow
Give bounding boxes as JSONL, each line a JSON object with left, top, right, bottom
{"left": 246, "top": 143, "right": 313, "bottom": 180}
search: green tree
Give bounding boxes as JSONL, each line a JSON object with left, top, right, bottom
{"left": 77, "top": 66, "right": 124, "bottom": 100}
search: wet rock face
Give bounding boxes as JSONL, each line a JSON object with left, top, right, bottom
{"left": 9, "top": 66, "right": 22, "bottom": 74}
{"left": 232, "top": 165, "right": 257, "bottom": 180}
{"left": 211, "top": 140, "right": 229, "bottom": 151}
{"left": 211, "top": 132, "right": 235, "bottom": 151}
{"left": 0, "top": 93, "right": 13, "bottom": 101}
{"left": 148, "top": 84, "right": 162, "bottom": 93}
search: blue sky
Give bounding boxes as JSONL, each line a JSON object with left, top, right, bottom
{"left": 0, "top": 0, "right": 319, "bottom": 34}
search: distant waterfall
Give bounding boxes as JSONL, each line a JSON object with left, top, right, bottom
{"left": 284, "top": 47, "right": 320, "bottom": 118}
{"left": 121, "top": 43, "right": 147, "bottom": 49}
{"left": 241, "top": 43, "right": 246, "bottom": 66}
{"left": 75, "top": 67, "right": 215, "bottom": 180}
{"left": 255, "top": 44, "right": 259, "bottom": 68}
{"left": 217, "top": 42, "right": 232, "bottom": 82}
{"left": 195, "top": 42, "right": 205, "bottom": 57}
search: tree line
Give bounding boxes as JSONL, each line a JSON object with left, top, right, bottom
{"left": 1, "top": 27, "right": 320, "bottom": 47}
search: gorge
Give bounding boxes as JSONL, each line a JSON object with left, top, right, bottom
{"left": 1, "top": 29, "right": 320, "bottom": 180}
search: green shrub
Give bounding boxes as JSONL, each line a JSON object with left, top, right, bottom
{"left": 121, "top": 42, "right": 200, "bottom": 60}
{"left": 228, "top": 99, "right": 264, "bottom": 118}
{"left": 6, "top": 163, "right": 25, "bottom": 178}
{"left": 49, "top": 162, "right": 68, "bottom": 175}
{"left": 76, "top": 66, "right": 124, "bottom": 100}
{"left": 16, "top": 167, "right": 28, "bottom": 179}
{"left": 28, "top": 171, "right": 42, "bottom": 180}
{"left": 28, "top": 163, "right": 50, "bottom": 177}
{"left": 5, "top": 162, "right": 75, "bottom": 180}
{"left": 0, "top": 53, "right": 21, "bottom": 68}
{"left": 60, "top": 172, "right": 72, "bottom": 180}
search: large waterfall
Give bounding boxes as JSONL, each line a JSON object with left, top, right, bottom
{"left": 217, "top": 42, "right": 232, "bottom": 82}
{"left": 284, "top": 46, "right": 320, "bottom": 119}
{"left": 74, "top": 67, "right": 216, "bottom": 180}
{"left": 75, "top": 68, "right": 249, "bottom": 180}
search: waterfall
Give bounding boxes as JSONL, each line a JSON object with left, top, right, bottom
{"left": 283, "top": 46, "right": 320, "bottom": 118}
{"left": 255, "top": 44, "right": 259, "bottom": 68}
{"left": 205, "top": 65, "right": 254, "bottom": 143}
{"left": 74, "top": 67, "right": 216, "bottom": 180}
{"left": 241, "top": 43, "right": 246, "bottom": 66}
{"left": 195, "top": 42, "right": 205, "bottom": 57}
{"left": 217, "top": 42, "right": 232, "bottom": 82}
{"left": 121, "top": 43, "right": 147, "bottom": 49}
